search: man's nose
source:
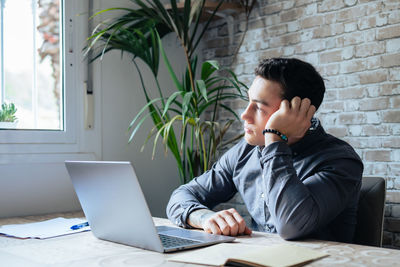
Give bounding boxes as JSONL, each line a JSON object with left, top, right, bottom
{"left": 241, "top": 105, "right": 251, "bottom": 122}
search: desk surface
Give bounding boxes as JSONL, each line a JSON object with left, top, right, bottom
{"left": 1, "top": 212, "right": 399, "bottom": 267}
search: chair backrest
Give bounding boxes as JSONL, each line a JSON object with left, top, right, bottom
{"left": 353, "top": 177, "right": 386, "bottom": 247}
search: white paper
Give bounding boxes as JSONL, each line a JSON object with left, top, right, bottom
{"left": 0, "top": 217, "right": 90, "bottom": 239}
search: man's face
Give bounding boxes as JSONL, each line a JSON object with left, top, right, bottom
{"left": 241, "top": 76, "right": 283, "bottom": 146}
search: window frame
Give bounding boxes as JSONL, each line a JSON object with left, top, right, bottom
{"left": 0, "top": 1, "right": 99, "bottom": 159}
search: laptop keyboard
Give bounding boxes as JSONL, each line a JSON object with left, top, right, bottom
{"left": 158, "top": 234, "right": 201, "bottom": 248}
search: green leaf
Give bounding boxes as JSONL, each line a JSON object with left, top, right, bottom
{"left": 201, "top": 60, "right": 219, "bottom": 80}
{"left": 162, "top": 91, "right": 181, "bottom": 117}
{"left": 182, "top": 92, "right": 193, "bottom": 116}
{"left": 196, "top": 80, "right": 208, "bottom": 102}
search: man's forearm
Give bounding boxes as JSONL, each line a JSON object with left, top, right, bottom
{"left": 187, "top": 209, "right": 215, "bottom": 229}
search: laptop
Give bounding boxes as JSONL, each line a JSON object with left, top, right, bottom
{"left": 65, "top": 161, "right": 235, "bottom": 253}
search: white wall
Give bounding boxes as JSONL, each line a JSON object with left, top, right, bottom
{"left": 98, "top": 36, "right": 184, "bottom": 217}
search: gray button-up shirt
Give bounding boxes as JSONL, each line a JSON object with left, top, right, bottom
{"left": 166, "top": 120, "right": 363, "bottom": 243}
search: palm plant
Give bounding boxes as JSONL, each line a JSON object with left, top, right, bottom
{"left": 85, "top": 0, "right": 248, "bottom": 183}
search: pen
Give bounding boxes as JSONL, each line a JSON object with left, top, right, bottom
{"left": 70, "top": 222, "right": 89, "bottom": 230}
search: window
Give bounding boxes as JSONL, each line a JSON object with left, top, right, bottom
{"left": 0, "top": 0, "right": 99, "bottom": 160}
{"left": 0, "top": 0, "right": 63, "bottom": 130}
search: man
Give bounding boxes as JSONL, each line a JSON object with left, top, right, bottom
{"left": 166, "top": 58, "right": 363, "bottom": 243}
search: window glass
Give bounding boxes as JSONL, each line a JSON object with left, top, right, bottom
{"left": 0, "top": 0, "right": 62, "bottom": 130}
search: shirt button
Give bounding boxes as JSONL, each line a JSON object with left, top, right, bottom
{"left": 261, "top": 193, "right": 264, "bottom": 198}
{"left": 293, "top": 152, "right": 297, "bottom": 156}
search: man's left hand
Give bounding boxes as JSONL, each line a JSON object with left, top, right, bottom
{"left": 265, "top": 97, "right": 316, "bottom": 145}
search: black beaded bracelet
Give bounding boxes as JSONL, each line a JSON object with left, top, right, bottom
{"left": 262, "top": 129, "right": 288, "bottom": 143}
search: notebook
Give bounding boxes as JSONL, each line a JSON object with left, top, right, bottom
{"left": 65, "top": 161, "right": 234, "bottom": 253}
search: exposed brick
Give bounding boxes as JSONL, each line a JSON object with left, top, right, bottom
{"left": 386, "top": 218, "right": 400, "bottom": 232}
{"left": 318, "top": 63, "right": 340, "bottom": 76}
{"left": 358, "top": 14, "right": 388, "bottom": 30}
{"left": 386, "top": 39, "right": 400, "bottom": 53}
{"left": 265, "top": 14, "right": 281, "bottom": 26}
{"left": 344, "top": 22, "right": 357, "bottom": 32}
{"left": 282, "top": 1, "right": 296, "bottom": 10}
{"left": 392, "top": 124, "right": 400, "bottom": 135}
{"left": 389, "top": 163, "right": 400, "bottom": 176}
{"left": 320, "top": 101, "right": 344, "bottom": 113}
{"left": 335, "top": 32, "right": 364, "bottom": 47}
{"left": 344, "top": 136, "right": 381, "bottom": 148}
{"left": 364, "top": 150, "right": 392, "bottom": 161}
{"left": 320, "top": 47, "right": 353, "bottom": 63}
{"left": 355, "top": 42, "right": 386, "bottom": 58}
{"left": 337, "top": 87, "right": 366, "bottom": 99}
{"left": 259, "top": 48, "right": 283, "bottom": 59}
{"left": 363, "top": 162, "right": 388, "bottom": 175}
{"left": 295, "top": 0, "right": 317, "bottom": 7}
{"left": 261, "top": 2, "right": 283, "bottom": 15}
{"left": 305, "top": 3, "right": 318, "bottom": 15}
{"left": 344, "top": 0, "right": 357, "bottom": 7}
{"left": 382, "top": 54, "right": 400, "bottom": 68}
{"left": 344, "top": 99, "right": 360, "bottom": 112}
{"left": 287, "top": 21, "right": 301, "bottom": 32}
{"left": 301, "top": 15, "right": 324, "bottom": 29}
{"left": 383, "top": 137, "right": 400, "bottom": 148}
{"left": 362, "top": 124, "right": 390, "bottom": 136}
{"left": 313, "top": 23, "right": 344, "bottom": 38}
{"left": 383, "top": 231, "right": 394, "bottom": 246}
{"left": 359, "top": 69, "right": 388, "bottom": 84}
{"left": 325, "top": 126, "right": 348, "bottom": 137}
{"left": 387, "top": 191, "right": 400, "bottom": 204}
{"left": 348, "top": 125, "right": 363, "bottom": 136}
{"left": 340, "top": 59, "right": 367, "bottom": 74}
{"left": 389, "top": 68, "right": 400, "bottom": 81}
{"left": 295, "top": 39, "right": 326, "bottom": 54}
{"left": 280, "top": 8, "right": 303, "bottom": 23}
{"left": 318, "top": 0, "right": 345, "bottom": 13}
{"left": 338, "top": 112, "right": 366, "bottom": 124}
{"left": 283, "top": 46, "right": 295, "bottom": 56}
{"left": 377, "top": 25, "right": 400, "bottom": 40}
{"left": 337, "top": 5, "right": 367, "bottom": 21}
{"left": 390, "top": 96, "right": 400, "bottom": 109}
{"left": 359, "top": 97, "right": 389, "bottom": 111}
{"left": 365, "top": 111, "right": 381, "bottom": 124}
{"left": 267, "top": 24, "right": 288, "bottom": 36}
{"left": 383, "top": 110, "right": 400, "bottom": 123}
{"left": 325, "top": 13, "right": 337, "bottom": 24}
{"left": 389, "top": 9, "right": 400, "bottom": 24}
{"left": 206, "top": 37, "right": 230, "bottom": 48}
{"left": 386, "top": 204, "right": 393, "bottom": 217}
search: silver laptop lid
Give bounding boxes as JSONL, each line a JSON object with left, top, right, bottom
{"left": 65, "top": 161, "right": 164, "bottom": 252}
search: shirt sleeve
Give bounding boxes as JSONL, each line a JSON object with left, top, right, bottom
{"left": 166, "top": 142, "right": 241, "bottom": 228}
{"left": 261, "top": 141, "right": 363, "bottom": 240}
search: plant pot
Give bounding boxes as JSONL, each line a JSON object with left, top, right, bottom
{"left": 0, "top": 121, "right": 18, "bottom": 129}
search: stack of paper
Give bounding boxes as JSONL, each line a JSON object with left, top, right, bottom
{"left": 0, "top": 217, "right": 90, "bottom": 239}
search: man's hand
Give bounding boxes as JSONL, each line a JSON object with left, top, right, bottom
{"left": 265, "top": 97, "right": 316, "bottom": 145}
{"left": 187, "top": 208, "right": 252, "bottom": 236}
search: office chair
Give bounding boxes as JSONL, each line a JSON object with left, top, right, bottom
{"left": 353, "top": 177, "right": 386, "bottom": 247}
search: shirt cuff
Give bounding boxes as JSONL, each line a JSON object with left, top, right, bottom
{"left": 260, "top": 141, "right": 292, "bottom": 164}
{"left": 179, "top": 203, "right": 209, "bottom": 229}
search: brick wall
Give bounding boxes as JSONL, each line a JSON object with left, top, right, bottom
{"left": 203, "top": 0, "right": 400, "bottom": 248}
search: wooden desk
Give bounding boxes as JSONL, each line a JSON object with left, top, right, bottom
{"left": 1, "top": 212, "right": 399, "bottom": 266}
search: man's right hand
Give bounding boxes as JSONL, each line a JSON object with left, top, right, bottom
{"left": 187, "top": 208, "right": 252, "bottom": 236}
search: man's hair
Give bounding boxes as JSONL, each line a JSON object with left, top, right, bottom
{"left": 254, "top": 58, "right": 325, "bottom": 110}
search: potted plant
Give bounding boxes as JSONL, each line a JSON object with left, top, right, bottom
{"left": 85, "top": 0, "right": 248, "bottom": 184}
{"left": 0, "top": 102, "right": 18, "bottom": 129}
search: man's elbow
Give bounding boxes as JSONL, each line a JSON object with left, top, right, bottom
{"left": 276, "top": 223, "right": 310, "bottom": 240}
